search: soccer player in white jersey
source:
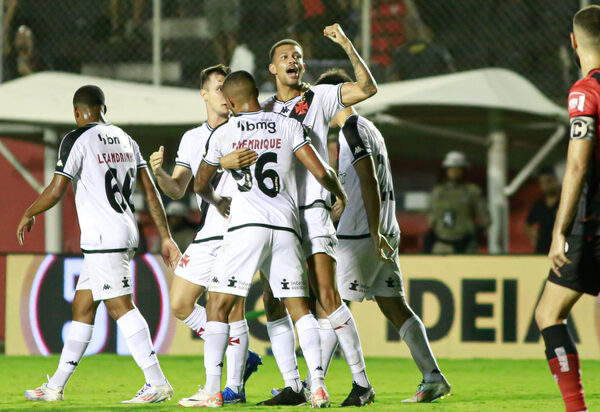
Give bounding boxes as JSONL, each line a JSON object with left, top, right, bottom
{"left": 149, "top": 64, "right": 261, "bottom": 404}
{"left": 16, "top": 85, "right": 181, "bottom": 403}
{"left": 177, "top": 71, "right": 347, "bottom": 408}
{"left": 316, "top": 69, "right": 452, "bottom": 403}
{"left": 259, "top": 24, "right": 378, "bottom": 406}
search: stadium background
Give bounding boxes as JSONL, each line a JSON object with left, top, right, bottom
{"left": 0, "top": 0, "right": 599, "bottom": 378}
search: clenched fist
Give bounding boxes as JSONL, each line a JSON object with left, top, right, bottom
{"left": 323, "top": 23, "right": 350, "bottom": 46}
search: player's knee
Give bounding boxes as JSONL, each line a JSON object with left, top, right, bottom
{"left": 170, "top": 299, "right": 194, "bottom": 321}
{"left": 535, "top": 303, "right": 563, "bottom": 330}
{"left": 319, "top": 288, "right": 341, "bottom": 313}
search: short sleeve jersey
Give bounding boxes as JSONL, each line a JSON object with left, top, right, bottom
{"left": 175, "top": 123, "right": 234, "bottom": 242}
{"left": 203, "top": 110, "right": 310, "bottom": 237}
{"left": 567, "top": 68, "right": 600, "bottom": 235}
{"left": 336, "top": 115, "right": 400, "bottom": 238}
{"left": 261, "top": 84, "right": 345, "bottom": 209}
{"left": 54, "top": 122, "right": 146, "bottom": 252}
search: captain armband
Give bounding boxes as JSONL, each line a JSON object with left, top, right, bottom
{"left": 569, "top": 116, "right": 596, "bottom": 141}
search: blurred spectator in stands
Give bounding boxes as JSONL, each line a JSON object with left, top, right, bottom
{"left": 370, "top": 0, "right": 406, "bottom": 77}
{"left": 108, "top": 0, "right": 146, "bottom": 42}
{"left": 427, "top": 151, "right": 489, "bottom": 254}
{"left": 525, "top": 169, "right": 560, "bottom": 254}
{"left": 2, "top": 0, "right": 18, "bottom": 59}
{"left": 285, "top": 0, "right": 329, "bottom": 59}
{"left": 206, "top": 0, "right": 240, "bottom": 65}
{"left": 387, "top": 15, "right": 455, "bottom": 81}
{"left": 165, "top": 201, "right": 196, "bottom": 251}
{"left": 13, "top": 25, "right": 41, "bottom": 76}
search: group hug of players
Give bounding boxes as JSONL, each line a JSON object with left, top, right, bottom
{"left": 17, "top": 6, "right": 600, "bottom": 411}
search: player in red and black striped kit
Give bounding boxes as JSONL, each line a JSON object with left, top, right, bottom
{"left": 534, "top": 6, "right": 600, "bottom": 412}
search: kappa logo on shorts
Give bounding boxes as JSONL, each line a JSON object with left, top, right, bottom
{"left": 211, "top": 276, "right": 219, "bottom": 284}
{"left": 122, "top": 277, "right": 130, "bottom": 288}
{"left": 179, "top": 254, "right": 190, "bottom": 268}
{"left": 349, "top": 280, "right": 359, "bottom": 291}
{"left": 385, "top": 277, "right": 395, "bottom": 288}
{"left": 281, "top": 278, "right": 290, "bottom": 290}
{"left": 227, "top": 276, "right": 238, "bottom": 287}
{"left": 103, "top": 284, "right": 111, "bottom": 290}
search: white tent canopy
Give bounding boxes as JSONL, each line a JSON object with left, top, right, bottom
{"left": 0, "top": 68, "right": 566, "bottom": 128}
{"left": 356, "top": 67, "right": 567, "bottom": 120}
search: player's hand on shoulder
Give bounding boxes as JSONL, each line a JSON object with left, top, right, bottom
{"left": 220, "top": 149, "right": 258, "bottom": 170}
{"left": 149, "top": 146, "right": 165, "bottom": 174}
{"left": 331, "top": 193, "right": 347, "bottom": 222}
{"left": 216, "top": 196, "right": 232, "bottom": 219}
{"left": 548, "top": 232, "right": 572, "bottom": 277}
{"left": 160, "top": 237, "right": 181, "bottom": 270}
{"left": 323, "top": 23, "right": 349, "bottom": 46}
{"left": 374, "top": 234, "right": 395, "bottom": 263}
{"left": 16, "top": 215, "right": 35, "bottom": 246}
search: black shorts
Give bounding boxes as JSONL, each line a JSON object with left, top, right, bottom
{"left": 548, "top": 234, "right": 600, "bottom": 295}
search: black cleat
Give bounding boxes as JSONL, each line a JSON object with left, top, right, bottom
{"left": 340, "top": 382, "right": 375, "bottom": 407}
{"left": 257, "top": 386, "right": 307, "bottom": 406}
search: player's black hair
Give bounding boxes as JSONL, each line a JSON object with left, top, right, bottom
{"left": 223, "top": 70, "right": 258, "bottom": 98}
{"left": 314, "top": 68, "right": 354, "bottom": 86}
{"left": 200, "top": 64, "right": 231, "bottom": 90}
{"left": 73, "top": 85, "right": 105, "bottom": 107}
{"left": 269, "top": 39, "right": 303, "bottom": 61}
{"left": 574, "top": 5, "right": 600, "bottom": 40}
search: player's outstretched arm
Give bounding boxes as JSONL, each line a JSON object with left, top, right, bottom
{"left": 16, "top": 174, "right": 70, "bottom": 245}
{"left": 353, "top": 156, "right": 394, "bottom": 262}
{"left": 220, "top": 149, "right": 258, "bottom": 170}
{"left": 324, "top": 23, "right": 377, "bottom": 106}
{"left": 138, "top": 167, "right": 181, "bottom": 269}
{"left": 295, "top": 143, "right": 347, "bottom": 210}
{"left": 549, "top": 138, "right": 593, "bottom": 275}
{"left": 149, "top": 146, "right": 192, "bottom": 200}
{"left": 194, "top": 161, "right": 231, "bottom": 218}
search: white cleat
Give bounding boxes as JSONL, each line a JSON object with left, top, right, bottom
{"left": 121, "top": 382, "right": 174, "bottom": 403}
{"left": 311, "top": 386, "right": 331, "bottom": 408}
{"left": 179, "top": 386, "right": 224, "bottom": 408}
{"left": 401, "top": 377, "right": 451, "bottom": 403}
{"left": 25, "top": 382, "right": 64, "bottom": 402}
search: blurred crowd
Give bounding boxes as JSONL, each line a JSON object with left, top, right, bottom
{"left": 1, "top": 0, "right": 582, "bottom": 99}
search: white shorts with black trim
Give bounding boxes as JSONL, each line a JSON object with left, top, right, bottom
{"left": 76, "top": 249, "right": 135, "bottom": 301}
{"left": 174, "top": 237, "right": 223, "bottom": 288}
{"left": 299, "top": 206, "right": 337, "bottom": 260}
{"left": 337, "top": 234, "right": 404, "bottom": 302}
{"left": 209, "top": 225, "right": 309, "bottom": 298}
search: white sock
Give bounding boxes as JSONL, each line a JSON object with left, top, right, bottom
{"left": 318, "top": 318, "right": 338, "bottom": 376}
{"left": 400, "top": 316, "right": 442, "bottom": 383}
{"left": 267, "top": 315, "right": 302, "bottom": 392}
{"left": 47, "top": 321, "right": 93, "bottom": 390}
{"left": 296, "top": 314, "right": 325, "bottom": 391}
{"left": 328, "top": 304, "right": 369, "bottom": 387}
{"left": 117, "top": 308, "right": 166, "bottom": 387}
{"left": 183, "top": 304, "right": 207, "bottom": 339}
{"left": 204, "top": 321, "right": 229, "bottom": 395}
{"left": 225, "top": 319, "right": 249, "bottom": 393}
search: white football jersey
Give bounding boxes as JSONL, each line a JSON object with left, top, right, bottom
{"left": 203, "top": 110, "right": 310, "bottom": 237}
{"left": 336, "top": 115, "right": 400, "bottom": 238}
{"left": 261, "top": 84, "right": 344, "bottom": 209}
{"left": 175, "top": 123, "right": 234, "bottom": 242}
{"left": 54, "top": 122, "right": 146, "bottom": 252}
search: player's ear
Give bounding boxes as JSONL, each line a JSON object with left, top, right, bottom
{"left": 200, "top": 88, "right": 207, "bottom": 99}
{"left": 571, "top": 32, "right": 577, "bottom": 50}
{"left": 102, "top": 105, "right": 107, "bottom": 114}
{"left": 268, "top": 63, "right": 277, "bottom": 76}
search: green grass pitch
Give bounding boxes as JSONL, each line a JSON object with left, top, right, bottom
{"left": 0, "top": 355, "right": 599, "bottom": 411}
